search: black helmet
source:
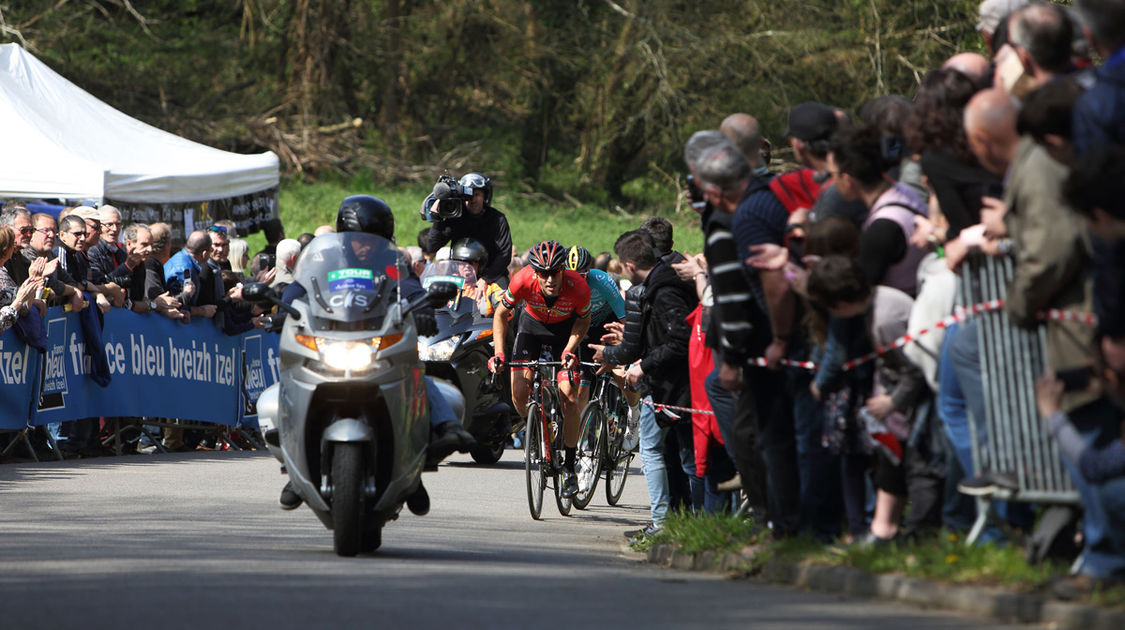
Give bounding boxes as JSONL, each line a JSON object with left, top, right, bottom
{"left": 566, "top": 245, "right": 592, "bottom": 272}
{"left": 336, "top": 195, "right": 394, "bottom": 240}
{"left": 450, "top": 238, "right": 489, "bottom": 268}
{"left": 459, "top": 172, "right": 492, "bottom": 206}
{"left": 528, "top": 240, "right": 566, "bottom": 273}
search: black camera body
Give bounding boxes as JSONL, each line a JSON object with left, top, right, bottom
{"left": 257, "top": 252, "right": 276, "bottom": 271}
{"left": 429, "top": 175, "right": 472, "bottom": 221}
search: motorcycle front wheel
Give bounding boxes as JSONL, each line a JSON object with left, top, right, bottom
{"left": 332, "top": 443, "right": 365, "bottom": 557}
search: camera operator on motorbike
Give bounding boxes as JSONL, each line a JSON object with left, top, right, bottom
{"left": 421, "top": 172, "right": 513, "bottom": 290}
{"left": 275, "top": 194, "right": 476, "bottom": 512}
{"left": 488, "top": 240, "right": 591, "bottom": 498}
{"left": 448, "top": 237, "right": 505, "bottom": 316}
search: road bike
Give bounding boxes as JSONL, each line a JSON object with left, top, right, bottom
{"left": 508, "top": 359, "right": 573, "bottom": 520}
{"left": 572, "top": 366, "right": 635, "bottom": 510}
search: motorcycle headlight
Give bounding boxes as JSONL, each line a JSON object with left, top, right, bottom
{"left": 418, "top": 337, "right": 459, "bottom": 362}
{"left": 321, "top": 341, "right": 374, "bottom": 371}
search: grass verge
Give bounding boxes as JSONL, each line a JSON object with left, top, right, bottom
{"left": 634, "top": 514, "right": 1125, "bottom": 608}
{"left": 630, "top": 509, "right": 764, "bottom": 554}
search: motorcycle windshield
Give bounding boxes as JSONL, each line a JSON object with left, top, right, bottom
{"left": 293, "top": 232, "right": 404, "bottom": 323}
{"left": 420, "top": 260, "right": 477, "bottom": 290}
{"left": 420, "top": 260, "right": 477, "bottom": 313}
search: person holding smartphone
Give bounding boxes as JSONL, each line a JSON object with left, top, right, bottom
{"left": 162, "top": 230, "right": 219, "bottom": 322}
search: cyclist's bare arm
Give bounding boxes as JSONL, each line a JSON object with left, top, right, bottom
{"left": 564, "top": 314, "right": 591, "bottom": 359}
{"left": 493, "top": 301, "right": 512, "bottom": 358}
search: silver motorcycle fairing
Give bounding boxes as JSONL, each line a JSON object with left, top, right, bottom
{"left": 273, "top": 234, "right": 431, "bottom": 527}
{"left": 322, "top": 418, "right": 375, "bottom": 442}
{"left": 256, "top": 383, "right": 283, "bottom": 463}
{"left": 278, "top": 301, "right": 430, "bottom": 522}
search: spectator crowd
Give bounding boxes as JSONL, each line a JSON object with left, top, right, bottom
{"left": 0, "top": 206, "right": 328, "bottom": 456}
{"left": 543, "top": 0, "right": 1124, "bottom": 598}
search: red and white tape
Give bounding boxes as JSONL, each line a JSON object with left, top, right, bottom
{"left": 637, "top": 301, "right": 1098, "bottom": 419}
{"left": 749, "top": 299, "right": 1097, "bottom": 373}
{"left": 642, "top": 399, "right": 716, "bottom": 418}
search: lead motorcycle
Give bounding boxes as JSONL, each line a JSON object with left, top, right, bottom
{"left": 250, "top": 232, "right": 459, "bottom": 557}
{"left": 417, "top": 260, "right": 516, "bottom": 464}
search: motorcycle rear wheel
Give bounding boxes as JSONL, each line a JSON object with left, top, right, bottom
{"left": 332, "top": 443, "right": 365, "bottom": 557}
{"left": 470, "top": 440, "right": 505, "bottom": 465}
{"left": 524, "top": 403, "right": 545, "bottom": 520}
{"left": 360, "top": 525, "right": 382, "bottom": 553}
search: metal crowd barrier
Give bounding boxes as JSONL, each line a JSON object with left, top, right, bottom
{"left": 957, "top": 254, "right": 1079, "bottom": 545}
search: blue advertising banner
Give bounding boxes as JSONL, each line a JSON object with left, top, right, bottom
{"left": 0, "top": 324, "right": 40, "bottom": 430}
{"left": 237, "top": 331, "right": 280, "bottom": 429}
{"left": 27, "top": 308, "right": 267, "bottom": 427}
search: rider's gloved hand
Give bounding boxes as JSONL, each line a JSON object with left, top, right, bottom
{"left": 561, "top": 350, "right": 578, "bottom": 370}
{"left": 488, "top": 353, "right": 505, "bottom": 374}
{"left": 415, "top": 309, "right": 438, "bottom": 337}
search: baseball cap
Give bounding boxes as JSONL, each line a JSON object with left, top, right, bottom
{"left": 784, "top": 102, "right": 838, "bottom": 143}
{"left": 976, "top": 0, "right": 1028, "bottom": 34}
{"left": 69, "top": 207, "right": 102, "bottom": 222}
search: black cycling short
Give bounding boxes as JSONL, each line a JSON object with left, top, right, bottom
{"left": 512, "top": 314, "right": 580, "bottom": 384}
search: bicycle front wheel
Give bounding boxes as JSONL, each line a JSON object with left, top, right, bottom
{"left": 524, "top": 402, "right": 545, "bottom": 520}
{"left": 572, "top": 400, "right": 605, "bottom": 510}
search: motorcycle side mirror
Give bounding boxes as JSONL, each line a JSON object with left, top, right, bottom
{"left": 241, "top": 282, "right": 272, "bottom": 303}
{"left": 241, "top": 281, "right": 301, "bottom": 320}
{"left": 426, "top": 281, "right": 459, "bottom": 306}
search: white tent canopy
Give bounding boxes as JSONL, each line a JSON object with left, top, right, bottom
{"left": 0, "top": 43, "right": 278, "bottom": 203}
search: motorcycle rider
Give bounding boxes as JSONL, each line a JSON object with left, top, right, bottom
{"left": 422, "top": 172, "right": 513, "bottom": 290}
{"left": 448, "top": 237, "right": 505, "bottom": 316}
{"left": 488, "top": 240, "right": 591, "bottom": 497}
{"left": 277, "top": 195, "right": 475, "bottom": 512}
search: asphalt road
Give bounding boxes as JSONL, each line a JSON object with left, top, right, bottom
{"left": 0, "top": 449, "right": 1022, "bottom": 629}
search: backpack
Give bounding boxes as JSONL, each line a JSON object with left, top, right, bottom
{"left": 768, "top": 168, "right": 822, "bottom": 214}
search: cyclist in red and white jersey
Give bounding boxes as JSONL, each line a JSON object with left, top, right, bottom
{"left": 489, "top": 240, "right": 590, "bottom": 497}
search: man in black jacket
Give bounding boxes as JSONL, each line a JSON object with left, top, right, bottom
{"left": 598, "top": 229, "right": 698, "bottom": 538}
{"left": 696, "top": 138, "right": 802, "bottom": 537}
{"left": 683, "top": 131, "right": 770, "bottom": 515}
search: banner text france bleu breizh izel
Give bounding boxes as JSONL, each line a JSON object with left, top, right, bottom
{"left": 0, "top": 307, "right": 278, "bottom": 430}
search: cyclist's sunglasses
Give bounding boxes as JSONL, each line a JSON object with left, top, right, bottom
{"left": 535, "top": 268, "right": 562, "bottom": 278}
{"left": 208, "top": 225, "right": 227, "bottom": 234}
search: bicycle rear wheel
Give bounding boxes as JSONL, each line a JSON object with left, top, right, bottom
{"left": 524, "top": 402, "right": 545, "bottom": 520}
{"left": 543, "top": 387, "right": 572, "bottom": 517}
{"left": 572, "top": 400, "right": 605, "bottom": 510}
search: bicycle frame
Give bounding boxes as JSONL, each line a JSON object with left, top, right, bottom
{"left": 509, "top": 360, "right": 564, "bottom": 470}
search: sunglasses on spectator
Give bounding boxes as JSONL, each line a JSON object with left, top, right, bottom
{"left": 535, "top": 268, "right": 562, "bottom": 278}
{"left": 208, "top": 225, "right": 227, "bottom": 234}
{"left": 17, "top": 226, "right": 35, "bottom": 236}
{"left": 101, "top": 221, "right": 122, "bottom": 228}
{"left": 68, "top": 231, "right": 86, "bottom": 237}
{"left": 34, "top": 227, "right": 57, "bottom": 236}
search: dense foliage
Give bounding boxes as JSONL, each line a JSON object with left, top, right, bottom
{"left": 3, "top": 0, "right": 981, "bottom": 208}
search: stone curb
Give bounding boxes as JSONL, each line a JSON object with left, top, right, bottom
{"left": 644, "top": 543, "right": 1125, "bottom": 629}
